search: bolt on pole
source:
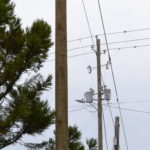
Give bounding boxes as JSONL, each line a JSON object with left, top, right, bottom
{"left": 55, "top": 0, "right": 69, "bottom": 150}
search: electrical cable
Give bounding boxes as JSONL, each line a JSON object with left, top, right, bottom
{"left": 90, "top": 103, "right": 109, "bottom": 150}
{"left": 49, "top": 35, "right": 150, "bottom": 55}
{"left": 102, "top": 75, "right": 115, "bottom": 128}
{"left": 107, "top": 101, "right": 115, "bottom": 127}
{"left": 81, "top": 0, "right": 95, "bottom": 52}
{"left": 69, "top": 105, "right": 91, "bottom": 113}
{"left": 69, "top": 103, "right": 150, "bottom": 115}
{"left": 107, "top": 105, "right": 150, "bottom": 114}
{"left": 97, "top": 0, "right": 119, "bottom": 102}
{"left": 47, "top": 43, "right": 150, "bottom": 62}
{"left": 97, "top": 0, "right": 129, "bottom": 149}
{"left": 68, "top": 27, "right": 150, "bottom": 43}
{"left": 82, "top": 103, "right": 96, "bottom": 113}
{"left": 102, "top": 107, "right": 109, "bottom": 150}
{"left": 67, "top": 37, "right": 150, "bottom": 52}
{"left": 116, "top": 101, "right": 129, "bottom": 149}
{"left": 68, "top": 43, "right": 150, "bottom": 52}
{"left": 49, "top": 39, "right": 150, "bottom": 55}
{"left": 85, "top": 103, "right": 150, "bottom": 114}
{"left": 108, "top": 100, "right": 150, "bottom": 105}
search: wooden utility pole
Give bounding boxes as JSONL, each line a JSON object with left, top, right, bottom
{"left": 113, "top": 116, "right": 120, "bottom": 150}
{"left": 96, "top": 38, "right": 103, "bottom": 150}
{"left": 56, "top": 0, "right": 69, "bottom": 150}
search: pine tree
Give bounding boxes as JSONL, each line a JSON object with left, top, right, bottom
{"left": 86, "top": 138, "right": 98, "bottom": 150}
{"left": 68, "top": 125, "right": 85, "bottom": 150}
{"left": 0, "top": 0, "right": 54, "bottom": 149}
{"left": 25, "top": 125, "right": 98, "bottom": 150}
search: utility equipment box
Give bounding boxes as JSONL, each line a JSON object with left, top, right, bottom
{"left": 104, "top": 89, "right": 111, "bottom": 100}
{"left": 113, "top": 137, "right": 117, "bottom": 146}
{"left": 84, "top": 89, "right": 94, "bottom": 103}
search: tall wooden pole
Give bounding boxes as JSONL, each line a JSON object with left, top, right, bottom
{"left": 114, "top": 116, "right": 120, "bottom": 150}
{"left": 96, "top": 38, "right": 103, "bottom": 150}
{"left": 56, "top": 0, "right": 69, "bottom": 150}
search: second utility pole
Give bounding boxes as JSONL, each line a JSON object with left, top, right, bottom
{"left": 114, "top": 116, "right": 120, "bottom": 150}
{"left": 96, "top": 38, "right": 103, "bottom": 150}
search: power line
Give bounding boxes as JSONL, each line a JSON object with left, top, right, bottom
{"left": 68, "top": 40, "right": 150, "bottom": 52}
{"left": 109, "top": 106, "right": 150, "bottom": 114}
{"left": 67, "top": 37, "right": 150, "bottom": 52}
{"left": 69, "top": 103, "right": 150, "bottom": 115}
{"left": 50, "top": 37, "right": 150, "bottom": 55}
{"left": 97, "top": 0, "right": 129, "bottom": 149}
{"left": 67, "top": 43, "right": 150, "bottom": 54}
{"left": 108, "top": 100, "right": 150, "bottom": 105}
{"left": 81, "top": 0, "right": 95, "bottom": 51}
{"left": 104, "top": 37, "right": 150, "bottom": 45}
{"left": 68, "top": 27, "right": 150, "bottom": 43}
{"left": 101, "top": 74, "right": 115, "bottom": 128}
{"left": 102, "top": 108, "right": 109, "bottom": 150}
{"left": 116, "top": 101, "right": 129, "bottom": 150}
{"left": 89, "top": 103, "right": 109, "bottom": 150}
{"left": 107, "top": 102, "right": 115, "bottom": 127}
{"left": 69, "top": 105, "right": 91, "bottom": 113}
{"left": 82, "top": 103, "right": 96, "bottom": 113}
{"left": 97, "top": 0, "right": 119, "bottom": 99}
{"left": 47, "top": 43, "right": 150, "bottom": 62}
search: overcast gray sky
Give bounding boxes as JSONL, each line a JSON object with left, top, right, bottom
{"left": 5, "top": 0, "right": 150, "bottom": 149}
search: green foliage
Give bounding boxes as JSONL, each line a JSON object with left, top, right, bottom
{"left": 0, "top": 0, "right": 15, "bottom": 25}
{"left": 25, "top": 141, "right": 49, "bottom": 150}
{"left": 25, "top": 125, "right": 96, "bottom": 150}
{"left": 68, "top": 125, "right": 85, "bottom": 150}
{"left": 26, "top": 125, "right": 98, "bottom": 150}
{"left": 46, "top": 138, "right": 55, "bottom": 150}
{"left": 0, "top": 0, "right": 54, "bottom": 149}
{"left": 86, "top": 138, "right": 97, "bottom": 150}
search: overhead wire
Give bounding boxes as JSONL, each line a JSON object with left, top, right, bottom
{"left": 97, "top": 0, "right": 119, "bottom": 99}
{"left": 107, "top": 106, "right": 150, "bottom": 115}
{"left": 69, "top": 103, "right": 150, "bottom": 115}
{"left": 101, "top": 74, "right": 115, "bottom": 128}
{"left": 89, "top": 103, "right": 109, "bottom": 150}
{"left": 82, "top": 103, "right": 96, "bottom": 113}
{"left": 108, "top": 100, "right": 150, "bottom": 105}
{"left": 68, "top": 27, "right": 150, "bottom": 43}
{"left": 81, "top": 0, "right": 95, "bottom": 52}
{"left": 116, "top": 101, "right": 129, "bottom": 150}
{"left": 47, "top": 43, "right": 150, "bottom": 62}
{"left": 68, "top": 42, "right": 150, "bottom": 52}
{"left": 69, "top": 105, "right": 91, "bottom": 113}
{"left": 107, "top": 101, "right": 115, "bottom": 127}
{"left": 49, "top": 37, "right": 150, "bottom": 55}
{"left": 101, "top": 68, "right": 115, "bottom": 150}
{"left": 97, "top": 0, "right": 129, "bottom": 149}
{"left": 102, "top": 107, "right": 109, "bottom": 150}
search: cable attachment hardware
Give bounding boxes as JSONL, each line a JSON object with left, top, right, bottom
{"left": 106, "top": 60, "right": 111, "bottom": 69}
{"left": 87, "top": 65, "right": 92, "bottom": 74}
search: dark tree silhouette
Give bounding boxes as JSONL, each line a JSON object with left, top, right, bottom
{"left": 0, "top": 0, "right": 54, "bottom": 149}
